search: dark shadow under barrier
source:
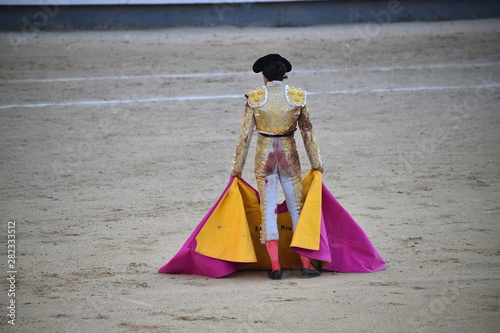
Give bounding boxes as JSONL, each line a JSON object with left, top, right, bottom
{"left": 1, "top": 0, "right": 500, "bottom": 31}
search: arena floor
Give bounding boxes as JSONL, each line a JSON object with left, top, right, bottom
{"left": 1, "top": 19, "right": 499, "bottom": 332}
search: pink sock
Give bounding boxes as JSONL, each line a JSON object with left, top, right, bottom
{"left": 300, "top": 255, "right": 316, "bottom": 270}
{"left": 265, "top": 240, "right": 281, "bottom": 271}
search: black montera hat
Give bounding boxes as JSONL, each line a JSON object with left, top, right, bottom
{"left": 252, "top": 54, "right": 292, "bottom": 73}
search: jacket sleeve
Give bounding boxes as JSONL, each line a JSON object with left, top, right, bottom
{"left": 232, "top": 104, "right": 255, "bottom": 173}
{"left": 298, "top": 105, "right": 322, "bottom": 169}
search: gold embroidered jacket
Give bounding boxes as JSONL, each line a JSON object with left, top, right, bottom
{"left": 232, "top": 81, "right": 322, "bottom": 173}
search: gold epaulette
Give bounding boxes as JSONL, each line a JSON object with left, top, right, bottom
{"left": 247, "top": 86, "right": 267, "bottom": 108}
{"left": 286, "top": 86, "right": 306, "bottom": 107}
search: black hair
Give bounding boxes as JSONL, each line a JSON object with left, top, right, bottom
{"left": 262, "top": 61, "right": 288, "bottom": 81}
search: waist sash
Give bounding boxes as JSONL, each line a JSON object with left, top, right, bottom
{"left": 258, "top": 130, "right": 295, "bottom": 138}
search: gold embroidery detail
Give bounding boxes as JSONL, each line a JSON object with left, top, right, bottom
{"left": 233, "top": 84, "right": 321, "bottom": 243}
{"left": 232, "top": 105, "right": 255, "bottom": 173}
{"left": 298, "top": 105, "right": 322, "bottom": 168}
{"left": 253, "top": 84, "right": 300, "bottom": 135}
{"left": 286, "top": 86, "right": 306, "bottom": 107}
{"left": 247, "top": 86, "right": 267, "bottom": 107}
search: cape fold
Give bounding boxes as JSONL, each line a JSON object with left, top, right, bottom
{"left": 194, "top": 179, "right": 257, "bottom": 263}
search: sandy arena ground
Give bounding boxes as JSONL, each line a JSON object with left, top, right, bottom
{"left": 1, "top": 19, "right": 499, "bottom": 332}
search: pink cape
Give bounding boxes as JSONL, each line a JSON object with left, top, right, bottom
{"left": 158, "top": 176, "right": 386, "bottom": 277}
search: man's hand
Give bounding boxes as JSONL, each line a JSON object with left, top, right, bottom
{"left": 230, "top": 171, "right": 242, "bottom": 178}
{"left": 314, "top": 166, "right": 324, "bottom": 173}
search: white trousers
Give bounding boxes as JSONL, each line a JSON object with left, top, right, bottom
{"left": 263, "top": 171, "right": 300, "bottom": 241}
{"left": 261, "top": 138, "right": 301, "bottom": 241}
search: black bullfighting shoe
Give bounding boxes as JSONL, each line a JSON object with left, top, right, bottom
{"left": 300, "top": 268, "right": 321, "bottom": 278}
{"left": 268, "top": 270, "right": 282, "bottom": 280}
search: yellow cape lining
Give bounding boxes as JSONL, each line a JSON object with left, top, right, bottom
{"left": 195, "top": 170, "right": 323, "bottom": 269}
